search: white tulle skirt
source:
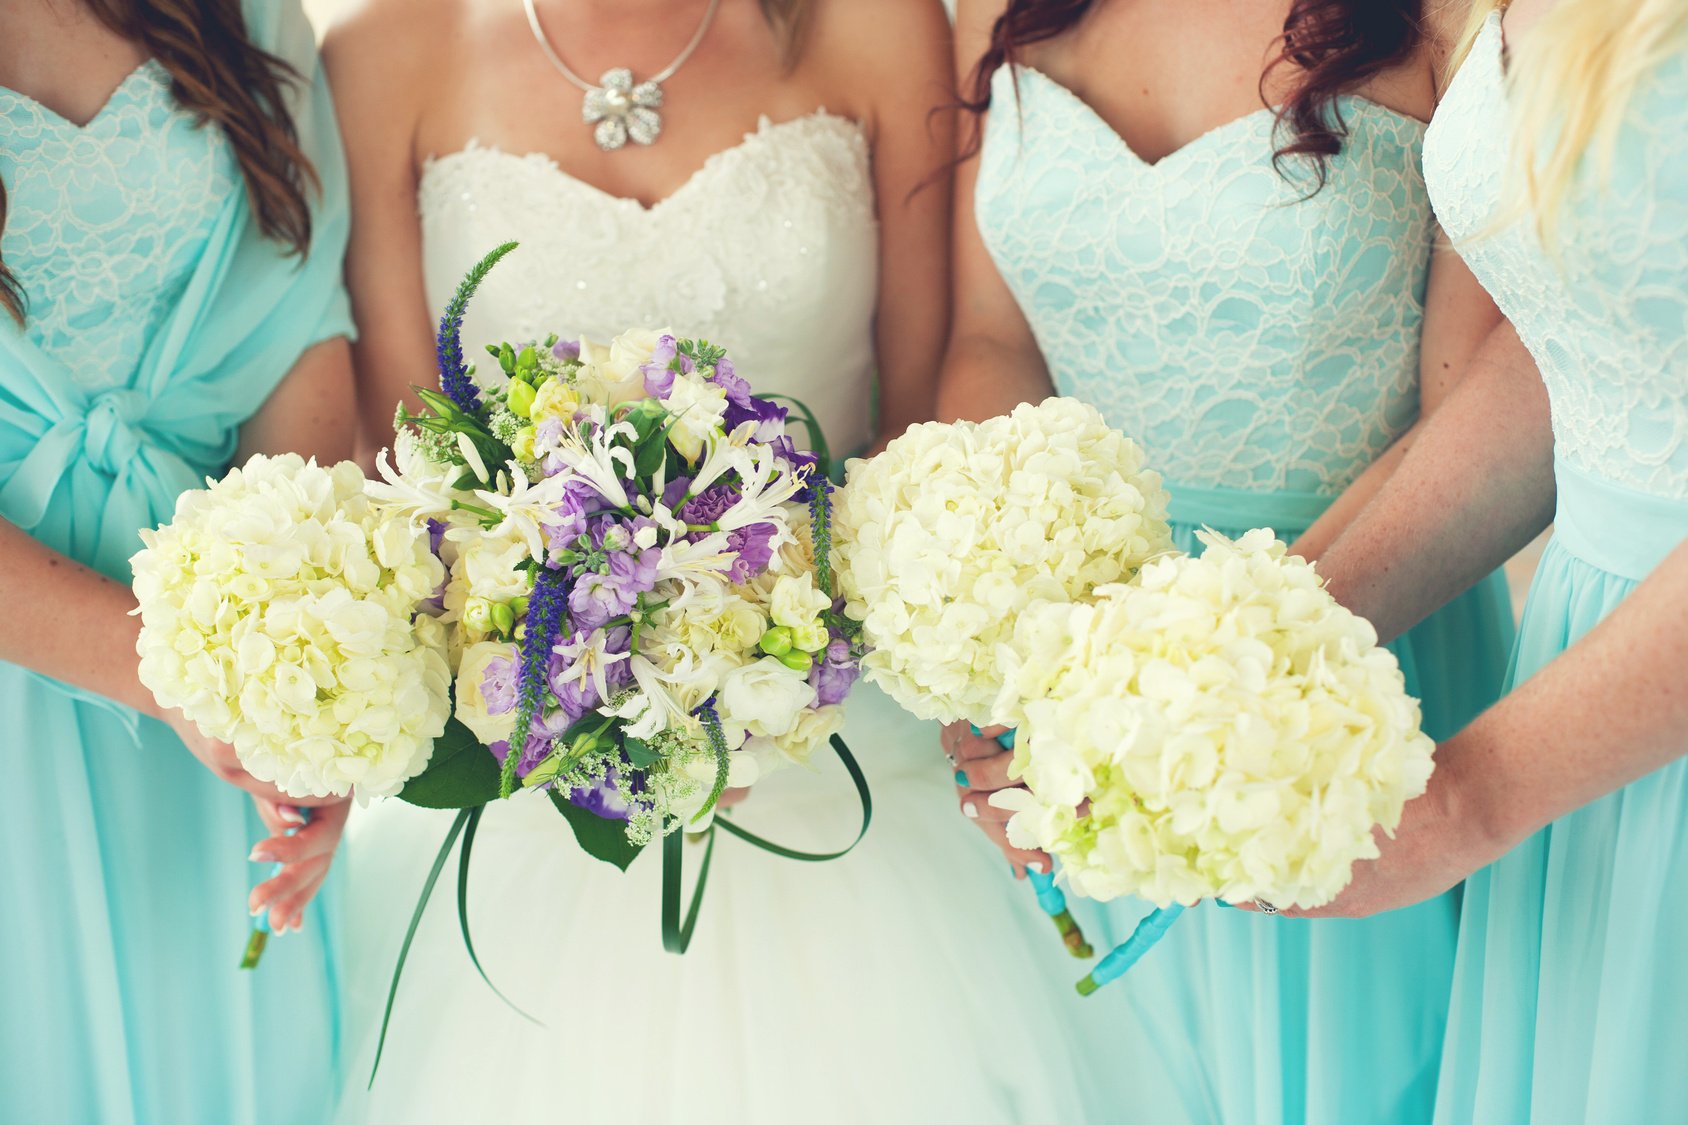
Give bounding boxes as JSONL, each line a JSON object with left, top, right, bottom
{"left": 334, "top": 682, "right": 1138, "bottom": 1124}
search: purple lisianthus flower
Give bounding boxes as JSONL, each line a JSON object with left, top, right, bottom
{"left": 724, "top": 395, "right": 787, "bottom": 443}
{"left": 543, "top": 476, "right": 600, "bottom": 562}
{"left": 725, "top": 522, "right": 778, "bottom": 583}
{"left": 679, "top": 483, "right": 740, "bottom": 526}
{"left": 771, "top": 435, "right": 822, "bottom": 484}
{"left": 552, "top": 339, "right": 581, "bottom": 362}
{"left": 709, "top": 356, "right": 752, "bottom": 407}
{"left": 569, "top": 765, "right": 632, "bottom": 821}
{"left": 489, "top": 728, "right": 557, "bottom": 782}
{"left": 809, "top": 638, "right": 860, "bottom": 706}
{"left": 481, "top": 652, "right": 521, "bottom": 716}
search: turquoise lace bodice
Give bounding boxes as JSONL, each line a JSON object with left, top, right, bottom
{"left": 976, "top": 65, "right": 1434, "bottom": 496}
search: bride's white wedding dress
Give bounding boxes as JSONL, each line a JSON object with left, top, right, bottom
{"left": 336, "top": 114, "right": 1134, "bottom": 1124}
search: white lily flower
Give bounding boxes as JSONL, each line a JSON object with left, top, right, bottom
{"left": 456, "top": 432, "right": 490, "bottom": 485}
{"left": 552, "top": 628, "right": 632, "bottom": 704}
{"left": 365, "top": 441, "right": 460, "bottom": 529}
{"left": 546, "top": 419, "right": 637, "bottom": 508}
{"left": 474, "top": 462, "right": 576, "bottom": 564}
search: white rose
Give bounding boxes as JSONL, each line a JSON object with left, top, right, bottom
{"left": 576, "top": 328, "right": 668, "bottom": 406}
{"left": 768, "top": 574, "right": 831, "bottom": 632}
{"left": 662, "top": 371, "right": 728, "bottom": 462}
{"left": 717, "top": 656, "right": 818, "bottom": 738}
{"left": 772, "top": 703, "right": 847, "bottom": 766}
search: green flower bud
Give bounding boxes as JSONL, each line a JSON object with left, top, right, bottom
{"left": 759, "top": 627, "right": 793, "bottom": 657}
{"left": 521, "top": 753, "right": 564, "bottom": 789}
{"left": 517, "top": 345, "right": 538, "bottom": 371}
{"left": 790, "top": 622, "right": 829, "bottom": 654}
{"left": 506, "top": 378, "right": 538, "bottom": 418}
{"left": 490, "top": 602, "right": 516, "bottom": 636}
{"left": 508, "top": 595, "right": 530, "bottom": 619}
{"left": 779, "top": 649, "right": 813, "bottom": 673}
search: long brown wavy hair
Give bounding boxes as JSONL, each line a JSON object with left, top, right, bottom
{"left": 0, "top": 0, "right": 318, "bottom": 324}
{"left": 961, "top": 0, "right": 1424, "bottom": 191}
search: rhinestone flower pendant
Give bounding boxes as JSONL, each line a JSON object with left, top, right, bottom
{"left": 581, "top": 68, "right": 664, "bottom": 151}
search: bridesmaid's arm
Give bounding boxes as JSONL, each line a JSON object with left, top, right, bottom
{"left": 322, "top": 2, "right": 437, "bottom": 471}
{"left": 1314, "top": 319, "right": 1554, "bottom": 642}
{"left": 1293, "top": 237, "right": 1503, "bottom": 561}
{"left": 822, "top": 0, "right": 956, "bottom": 453}
{"left": 1295, "top": 537, "right": 1688, "bottom": 918}
{"left": 933, "top": 0, "right": 1054, "bottom": 426}
{"left": 234, "top": 337, "right": 357, "bottom": 464}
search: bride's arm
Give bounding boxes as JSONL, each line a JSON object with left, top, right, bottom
{"left": 820, "top": 0, "right": 957, "bottom": 452}
{"left": 1291, "top": 238, "right": 1503, "bottom": 561}
{"left": 323, "top": 0, "right": 438, "bottom": 471}
{"left": 933, "top": 0, "right": 1054, "bottom": 426}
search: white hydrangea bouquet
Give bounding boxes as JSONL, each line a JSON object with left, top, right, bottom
{"left": 993, "top": 529, "right": 1436, "bottom": 993}
{"left": 132, "top": 455, "right": 453, "bottom": 800}
{"left": 834, "top": 397, "right": 1174, "bottom": 957}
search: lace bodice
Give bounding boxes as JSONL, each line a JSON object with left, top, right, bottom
{"left": 0, "top": 61, "right": 237, "bottom": 392}
{"left": 420, "top": 113, "right": 880, "bottom": 457}
{"left": 976, "top": 66, "right": 1433, "bottom": 495}
{"left": 1424, "top": 14, "right": 1688, "bottom": 499}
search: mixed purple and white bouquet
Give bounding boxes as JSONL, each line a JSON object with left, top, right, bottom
{"left": 377, "top": 243, "right": 866, "bottom": 871}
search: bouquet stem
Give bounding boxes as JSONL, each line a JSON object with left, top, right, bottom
{"left": 1075, "top": 902, "right": 1185, "bottom": 996}
{"left": 240, "top": 810, "right": 308, "bottom": 971}
{"left": 986, "top": 728, "right": 1095, "bottom": 960}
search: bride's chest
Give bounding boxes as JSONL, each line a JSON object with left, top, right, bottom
{"left": 418, "top": 113, "right": 878, "bottom": 352}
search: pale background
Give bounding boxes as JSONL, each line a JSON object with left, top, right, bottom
{"left": 299, "top": 0, "right": 1547, "bottom": 617}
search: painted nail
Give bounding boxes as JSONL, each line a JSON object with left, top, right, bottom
{"left": 249, "top": 901, "right": 267, "bottom": 918}
{"left": 969, "top": 724, "right": 983, "bottom": 736}
{"left": 1028, "top": 860, "right": 1048, "bottom": 875}
{"left": 249, "top": 846, "right": 278, "bottom": 863}
{"left": 278, "top": 806, "right": 307, "bottom": 827}
{"left": 963, "top": 801, "right": 979, "bottom": 818}
{"left": 953, "top": 769, "right": 969, "bottom": 787}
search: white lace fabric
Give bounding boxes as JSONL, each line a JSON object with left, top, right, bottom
{"left": 0, "top": 61, "right": 237, "bottom": 392}
{"left": 419, "top": 112, "right": 881, "bottom": 458}
{"left": 1424, "top": 14, "right": 1688, "bottom": 499}
{"left": 976, "top": 65, "right": 1435, "bottom": 496}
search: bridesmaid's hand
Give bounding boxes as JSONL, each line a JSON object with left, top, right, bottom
{"left": 163, "top": 711, "right": 341, "bottom": 808}
{"left": 247, "top": 797, "right": 352, "bottom": 934}
{"left": 1247, "top": 754, "right": 1505, "bottom": 919}
{"left": 942, "top": 721, "right": 1052, "bottom": 878}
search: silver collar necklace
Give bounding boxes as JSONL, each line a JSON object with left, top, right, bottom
{"left": 521, "top": 0, "right": 723, "bottom": 152}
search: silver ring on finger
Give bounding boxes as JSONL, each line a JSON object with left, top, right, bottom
{"left": 1253, "top": 897, "right": 1281, "bottom": 915}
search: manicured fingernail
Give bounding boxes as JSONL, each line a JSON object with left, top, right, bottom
{"left": 278, "top": 806, "right": 307, "bottom": 827}
{"left": 249, "top": 900, "right": 267, "bottom": 918}
{"left": 1216, "top": 899, "right": 1236, "bottom": 909}
{"left": 1028, "top": 860, "right": 1048, "bottom": 874}
{"left": 953, "top": 769, "right": 969, "bottom": 786}
{"left": 969, "top": 724, "right": 982, "bottom": 736}
{"left": 963, "top": 801, "right": 979, "bottom": 818}
{"left": 249, "top": 846, "right": 277, "bottom": 863}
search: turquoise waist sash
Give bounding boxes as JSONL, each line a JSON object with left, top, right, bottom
{"left": 1553, "top": 458, "right": 1688, "bottom": 583}
{"left": 1165, "top": 482, "right": 1335, "bottom": 538}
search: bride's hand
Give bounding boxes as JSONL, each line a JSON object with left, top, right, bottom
{"left": 247, "top": 797, "right": 352, "bottom": 933}
{"left": 942, "top": 722, "right": 1052, "bottom": 879}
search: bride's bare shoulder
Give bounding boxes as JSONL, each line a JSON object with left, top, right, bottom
{"left": 321, "top": 0, "right": 466, "bottom": 82}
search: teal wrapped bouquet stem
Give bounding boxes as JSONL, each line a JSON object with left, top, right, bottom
{"left": 982, "top": 728, "right": 1092, "bottom": 959}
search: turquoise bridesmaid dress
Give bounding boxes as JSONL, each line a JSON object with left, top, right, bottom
{"left": 1422, "top": 16, "right": 1688, "bottom": 1123}
{"left": 975, "top": 66, "right": 1515, "bottom": 1123}
{"left": 0, "top": 4, "right": 353, "bottom": 1121}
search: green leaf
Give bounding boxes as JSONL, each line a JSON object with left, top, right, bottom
{"left": 548, "top": 789, "right": 646, "bottom": 871}
{"left": 624, "top": 737, "right": 662, "bottom": 769}
{"left": 398, "top": 719, "right": 503, "bottom": 809}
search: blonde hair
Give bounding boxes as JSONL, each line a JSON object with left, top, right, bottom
{"left": 1450, "top": 0, "right": 1688, "bottom": 247}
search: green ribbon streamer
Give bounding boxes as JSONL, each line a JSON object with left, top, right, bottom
{"left": 712, "top": 735, "right": 872, "bottom": 861}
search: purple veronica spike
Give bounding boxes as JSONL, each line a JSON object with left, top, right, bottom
{"left": 436, "top": 242, "right": 518, "bottom": 413}
{"left": 498, "top": 566, "right": 569, "bottom": 798}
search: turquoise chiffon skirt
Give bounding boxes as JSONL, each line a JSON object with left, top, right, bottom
{"left": 0, "top": 672, "right": 343, "bottom": 1124}
{"left": 1434, "top": 462, "right": 1688, "bottom": 1123}
{"left": 1090, "top": 483, "right": 1514, "bottom": 1125}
